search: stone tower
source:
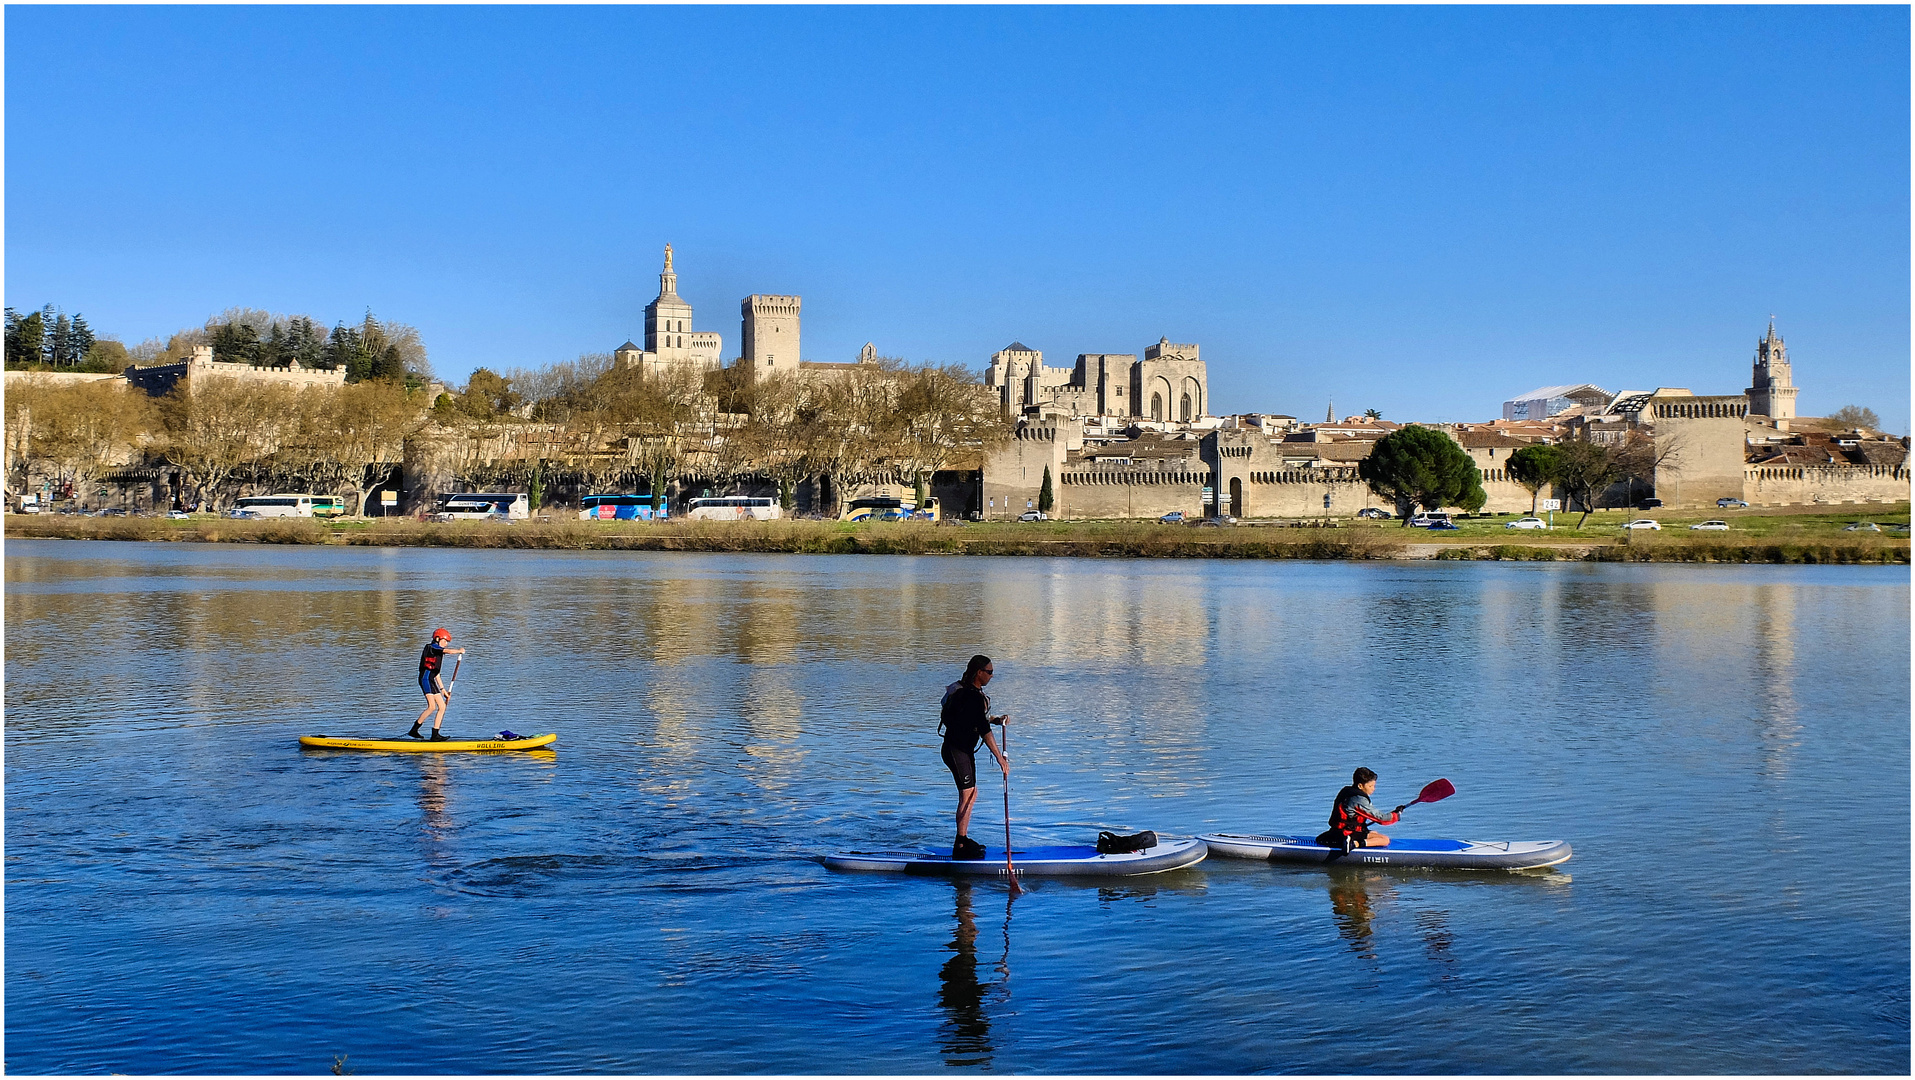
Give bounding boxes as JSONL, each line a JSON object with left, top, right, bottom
{"left": 645, "top": 245, "right": 695, "bottom": 360}
{"left": 1745, "top": 319, "right": 1798, "bottom": 423}
{"left": 741, "top": 294, "right": 802, "bottom": 373}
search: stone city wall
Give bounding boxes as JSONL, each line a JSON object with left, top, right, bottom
{"left": 1744, "top": 464, "right": 1910, "bottom": 507}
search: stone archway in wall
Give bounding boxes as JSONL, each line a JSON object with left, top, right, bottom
{"left": 1179, "top": 394, "right": 1192, "bottom": 422}
{"left": 1150, "top": 392, "right": 1163, "bottom": 421}
{"left": 1182, "top": 377, "right": 1203, "bottom": 419}
{"left": 1150, "top": 376, "right": 1174, "bottom": 423}
{"left": 1229, "top": 476, "right": 1243, "bottom": 518}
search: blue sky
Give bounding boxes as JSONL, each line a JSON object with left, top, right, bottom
{"left": 7, "top": 6, "right": 1909, "bottom": 431}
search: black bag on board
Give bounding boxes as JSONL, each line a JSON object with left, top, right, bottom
{"left": 1096, "top": 830, "right": 1158, "bottom": 854}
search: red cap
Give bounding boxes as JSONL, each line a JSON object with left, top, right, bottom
{"left": 432, "top": 627, "right": 451, "bottom": 640}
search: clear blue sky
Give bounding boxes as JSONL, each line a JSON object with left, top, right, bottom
{"left": 8, "top": 6, "right": 1909, "bottom": 431}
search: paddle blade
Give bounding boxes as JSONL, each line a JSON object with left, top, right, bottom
{"left": 1412, "top": 778, "right": 1456, "bottom": 806}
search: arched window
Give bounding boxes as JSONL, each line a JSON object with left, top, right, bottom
{"left": 1180, "top": 394, "right": 1192, "bottom": 422}
{"left": 1151, "top": 393, "right": 1163, "bottom": 421}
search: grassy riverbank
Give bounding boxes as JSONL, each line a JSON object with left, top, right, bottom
{"left": 9, "top": 505, "right": 1909, "bottom": 563}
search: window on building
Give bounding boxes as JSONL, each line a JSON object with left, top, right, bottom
{"left": 1151, "top": 393, "right": 1163, "bottom": 421}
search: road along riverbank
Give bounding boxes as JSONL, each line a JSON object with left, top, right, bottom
{"left": 9, "top": 512, "right": 1908, "bottom": 563}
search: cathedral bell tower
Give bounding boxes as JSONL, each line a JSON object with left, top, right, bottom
{"left": 1745, "top": 318, "right": 1798, "bottom": 426}
{"left": 645, "top": 244, "right": 695, "bottom": 359}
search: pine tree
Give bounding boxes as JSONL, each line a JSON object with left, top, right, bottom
{"left": 9, "top": 309, "right": 46, "bottom": 367}
{"left": 69, "top": 314, "right": 95, "bottom": 364}
{"left": 48, "top": 310, "right": 72, "bottom": 366}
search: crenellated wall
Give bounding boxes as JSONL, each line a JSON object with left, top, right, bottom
{"left": 1745, "top": 463, "right": 1910, "bottom": 506}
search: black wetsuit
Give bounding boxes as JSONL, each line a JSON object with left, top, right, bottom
{"left": 939, "top": 684, "right": 992, "bottom": 790}
{"left": 418, "top": 642, "right": 447, "bottom": 697}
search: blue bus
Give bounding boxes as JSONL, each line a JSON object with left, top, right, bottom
{"left": 579, "top": 494, "right": 668, "bottom": 521}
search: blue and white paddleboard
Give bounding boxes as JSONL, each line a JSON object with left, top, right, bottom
{"left": 1199, "top": 833, "right": 1571, "bottom": 870}
{"left": 824, "top": 836, "right": 1208, "bottom": 878}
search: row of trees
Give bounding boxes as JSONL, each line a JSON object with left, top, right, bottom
{"left": 1357, "top": 425, "right": 1674, "bottom": 526}
{"left": 5, "top": 306, "right": 108, "bottom": 370}
{"left": 4, "top": 305, "right": 432, "bottom": 385}
{"left": 5, "top": 375, "right": 425, "bottom": 513}
{"left": 5, "top": 351, "right": 1007, "bottom": 516}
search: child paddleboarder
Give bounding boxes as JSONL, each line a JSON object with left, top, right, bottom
{"left": 939, "top": 655, "right": 1009, "bottom": 860}
{"left": 1319, "top": 767, "right": 1407, "bottom": 852}
{"left": 408, "top": 627, "right": 466, "bottom": 740}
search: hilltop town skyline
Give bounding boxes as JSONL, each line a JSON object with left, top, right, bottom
{"left": 6, "top": 6, "right": 1907, "bottom": 431}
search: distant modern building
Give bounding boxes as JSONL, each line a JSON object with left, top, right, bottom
{"left": 1501, "top": 384, "right": 1610, "bottom": 422}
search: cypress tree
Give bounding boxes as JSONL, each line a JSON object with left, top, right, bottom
{"left": 1038, "top": 465, "right": 1054, "bottom": 513}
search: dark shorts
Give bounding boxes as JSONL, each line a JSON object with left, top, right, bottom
{"left": 941, "top": 743, "right": 976, "bottom": 791}
{"left": 420, "top": 671, "right": 442, "bottom": 698}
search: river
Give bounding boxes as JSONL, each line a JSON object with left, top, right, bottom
{"left": 4, "top": 540, "right": 1907, "bottom": 1073}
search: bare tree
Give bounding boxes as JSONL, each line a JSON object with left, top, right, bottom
{"left": 892, "top": 361, "right": 1010, "bottom": 506}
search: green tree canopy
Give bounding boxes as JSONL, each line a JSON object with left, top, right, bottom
{"left": 1357, "top": 426, "right": 1484, "bottom": 522}
{"left": 1506, "top": 443, "right": 1564, "bottom": 514}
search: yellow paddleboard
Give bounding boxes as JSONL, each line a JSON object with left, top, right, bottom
{"left": 298, "top": 733, "right": 558, "bottom": 752}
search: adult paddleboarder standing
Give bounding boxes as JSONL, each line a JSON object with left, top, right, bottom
{"left": 407, "top": 627, "right": 465, "bottom": 741}
{"left": 939, "top": 655, "right": 1009, "bottom": 861}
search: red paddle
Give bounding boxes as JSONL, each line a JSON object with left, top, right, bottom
{"left": 1394, "top": 778, "right": 1455, "bottom": 814}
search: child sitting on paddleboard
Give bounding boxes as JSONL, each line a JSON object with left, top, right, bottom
{"left": 408, "top": 627, "right": 465, "bottom": 741}
{"left": 1318, "top": 767, "right": 1407, "bottom": 852}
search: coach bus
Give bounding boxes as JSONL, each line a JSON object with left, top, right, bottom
{"left": 232, "top": 494, "right": 348, "bottom": 518}
{"left": 579, "top": 494, "right": 668, "bottom": 521}
{"left": 433, "top": 492, "right": 530, "bottom": 521}
{"left": 686, "top": 496, "right": 781, "bottom": 521}
{"left": 839, "top": 495, "right": 940, "bottom": 522}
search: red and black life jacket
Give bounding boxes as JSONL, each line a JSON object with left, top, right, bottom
{"left": 1328, "top": 785, "right": 1374, "bottom": 839}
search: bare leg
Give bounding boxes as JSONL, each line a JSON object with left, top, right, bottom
{"left": 1364, "top": 832, "right": 1391, "bottom": 847}
{"left": 956, "top": 786, "right": 978, "bottom": 838}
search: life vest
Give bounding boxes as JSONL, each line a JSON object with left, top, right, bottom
{"left": 1328, "top": 785, "right": 1394, "bottom": 839}
{"left": 419, "top": 644, "right": 443, "bottom": 674}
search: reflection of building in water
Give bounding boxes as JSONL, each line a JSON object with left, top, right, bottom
{"left": 1751, "top": 587, "right": 1801, "bottom": 779}
{"left": 937, "top": 883, "right": 1000, "bottom": 1067}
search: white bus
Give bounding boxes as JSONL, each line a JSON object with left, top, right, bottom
{"left": 686, "top": 496, "right": 781, "bottom": 521}
{"left": 232, "top": 494, "right": 347, "bottom": 518}
{"left": 434, "top": 492, "right": 530, "bottom": 521}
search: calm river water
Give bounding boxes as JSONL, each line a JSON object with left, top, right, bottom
{"left": 4, "top": 540, "right": 1908, "bottom": 1074}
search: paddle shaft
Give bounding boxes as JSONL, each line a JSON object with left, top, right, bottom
{"left": 446, "top": 655, "right": 462, "bottom": 696}
{"left": 1001, "top": 718, "right": 1019, "bottom": 894}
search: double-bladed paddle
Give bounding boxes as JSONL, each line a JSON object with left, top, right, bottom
{"left": 1392, "top": 777, "right": 1455, "bottom": 815}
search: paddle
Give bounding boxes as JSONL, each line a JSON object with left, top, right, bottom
{"left": 1393, "top": 778, "right": 1455, "bottom": 815}
{"left": 1000, "top": 716, "right": 1020, "bottom": 896}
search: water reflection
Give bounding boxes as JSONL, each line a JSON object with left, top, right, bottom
{"left": 937, "top": 883, "right": 1008, "bottom": 1068}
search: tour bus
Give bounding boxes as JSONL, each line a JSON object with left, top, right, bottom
{"left": 686, "top": 495, "right": 781, "bottom": 521}
{"left": 579, "top": 493, "right": 668, "bottom": 521}
{"left": 232, "top": 494, "right": 348, "bottom": 518}
{"left": 840, "top": 495, "right": 941, "bottom": 523}
{"left": 434, "top": 492, "right": 530, "bottom": 521}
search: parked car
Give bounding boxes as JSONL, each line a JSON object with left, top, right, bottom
{"left": 1716, "top": 498, "right": 1749, "bottom": 509}
{"left": 1159, "top": 511, "right": 1185, "bottom": 524}
{"left": 1188, "top": 516, "right": 1236, "bottom": 527}
{"left": 99, "top": 508, "right": 128, "bottom": 517}
{"left": 1691, "top": 520, "right": 1731, "bottom": 531}
{"left": 1505, "top": 517, "right": 1548, "bottom": 530}
{"left": 1424, "top": 519, "right": 1459, "bottom": 531}
{"left": 1408, "top": 513, "right": 1453, "bottom": 528}
{"left": 1621, "top": 519, "right": 1662, "bottom": 531}
{"left": 1635, "top": 498, "right": 1664, "bottom": 509}
{"left": 1017, "top": 510, "right": 1048, "bottom": 522}
{"left": 1843, "top": 521, "right": 1881, "bottom": 532}
{"left": 1356, "top": 507, "right": 1392, "bottom": 520}
{"left": 228, "top": 509, "right": 262, "bottom": 520}
{"left": 167, "top": 510, "right": 192, "bottom": 520}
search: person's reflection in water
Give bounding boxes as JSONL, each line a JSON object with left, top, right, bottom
{"left": 417, "top": 755, "right": 452, "bottom": 839}
{"left": 1327, "top": 869, "right": 1391, "bottom": 962}
{"left": 937, "top": 883, "right": 998, "bottom": 1067}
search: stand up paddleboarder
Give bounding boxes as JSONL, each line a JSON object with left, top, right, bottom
{"left": 1319, "top": 767, "right": 1406, "bottom": 852}
{"left": 408, "top": 627, "right": 466, "bottom": 741}
{"left": 939, "top": 655, "right": 1009, "bottom": 860}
